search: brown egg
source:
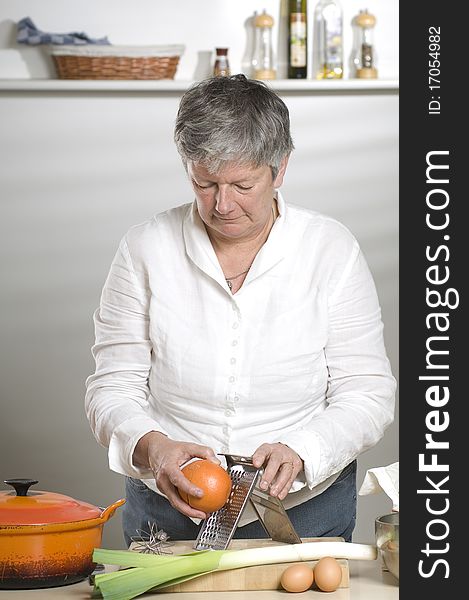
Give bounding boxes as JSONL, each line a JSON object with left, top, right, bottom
{"left": 314, "top": 556, "right": 342, "bottom": 592}
{"left": 280, "top": 563, "right": 314, "bottom": 593}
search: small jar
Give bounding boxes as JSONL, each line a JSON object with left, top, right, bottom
{"left": 213, "top": 48, "right": 230, "bottom": 77}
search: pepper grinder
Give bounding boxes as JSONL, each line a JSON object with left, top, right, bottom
{"left": 352, "top": 9, "right": 378, "bottom": 79}
{"left": 213, "top": 48, "right": 231, "bottom": 77}
{"left": 252, "top": 9, "right": 276, "bottom": 80}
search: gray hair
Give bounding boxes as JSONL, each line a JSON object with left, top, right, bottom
{"left": 174, "top": 74, "right": 294, "bottom": 179}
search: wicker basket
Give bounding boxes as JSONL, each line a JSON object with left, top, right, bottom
{"left": 48, "top": 44, "right": 185, "bottom": 80}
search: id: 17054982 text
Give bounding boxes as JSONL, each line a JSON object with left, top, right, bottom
{"left": 428, "top": 26, "right": 441, "bottom": 115}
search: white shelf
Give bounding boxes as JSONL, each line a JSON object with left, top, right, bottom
{"left": 0, "top": 78, "right": 399, "bottom": 93}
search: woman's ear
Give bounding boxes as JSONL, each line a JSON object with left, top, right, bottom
{"left": 273, "top": 154, "right": 290, "bottom": 188}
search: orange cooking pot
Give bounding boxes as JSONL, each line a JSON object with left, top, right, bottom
{"left": 0, "top": 478, "right": 125, "bottom": 589}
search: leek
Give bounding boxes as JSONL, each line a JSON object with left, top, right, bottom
{"left": 93, "top": 541, "right": 377, "bottom": 600}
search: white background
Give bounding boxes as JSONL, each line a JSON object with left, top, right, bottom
{"left": 0, "top": 0, "right": 398, "bottom": 80}
{"left": 0, "top": 0, "right": 399, "bottom": 551}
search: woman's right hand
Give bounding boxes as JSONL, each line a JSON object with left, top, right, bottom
{"left": 132, "top": 431, "right": 220, "bottom": 519}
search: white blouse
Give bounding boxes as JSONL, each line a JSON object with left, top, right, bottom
{"left": 85, "top": 192, "right": 396, "bottom": 525}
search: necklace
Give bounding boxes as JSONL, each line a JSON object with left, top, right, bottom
{"left": 225, "top": 266, "right": 253, "bottom": 291}
{"left": 224, "top": 203, "right": 278, "bottom": 292}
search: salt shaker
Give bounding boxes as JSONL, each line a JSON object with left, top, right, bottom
{"left": 352, "top": 10, "right": 378, "bottom": 79}
{"left": 252, "top": 10, "right": 276, "bottom": 80}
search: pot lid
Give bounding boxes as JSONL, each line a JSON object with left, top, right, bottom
{"left": 0, "top": 479, "right": 102, "bottom": 525}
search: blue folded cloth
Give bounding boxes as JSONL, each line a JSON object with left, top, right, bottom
{"left": 16, "top": 17, "right": 110, "bottom": 45}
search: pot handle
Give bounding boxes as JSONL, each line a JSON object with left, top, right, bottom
{"left": 4, "top": 479, "right": 39, "bottom": 496}
{"left": 99, "top": 498, "right": 126, "bottom": 523}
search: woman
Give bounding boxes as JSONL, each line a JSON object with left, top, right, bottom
{"left": 85, "top": 74, "right": 396, "bottom": 546}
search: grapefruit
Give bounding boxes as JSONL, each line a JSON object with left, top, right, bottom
{"left": 178, "top": 459, "right": 232, "bottom": 513}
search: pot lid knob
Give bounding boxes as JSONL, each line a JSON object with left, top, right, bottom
{"left": 4, "top": 479, "right": 39, "bottom": 497}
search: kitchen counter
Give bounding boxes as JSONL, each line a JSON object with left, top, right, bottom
{"left": 0, "top": 561, "right": 398, "bottom": 599}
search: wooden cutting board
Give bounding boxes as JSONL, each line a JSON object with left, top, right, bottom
{"left": 130, "top": 537, "right": 349, "bottom": 592}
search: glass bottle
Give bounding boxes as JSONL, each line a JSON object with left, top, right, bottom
{"left": 288, "top": 0, "right": 307, "bottom": 79}
{"left": 312, "top": 0, "right": 343, "bottom": 79}
{"left": 252, "top": 10, "right": 276, "bottom": 80}
{"left": 351, "top": 10, "right": 378, "bottom": 79}
{"left": 213, "top": 48, "right": 230, "bottom": 77}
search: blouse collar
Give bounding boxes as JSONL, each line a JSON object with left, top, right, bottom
{"left": 182, "top": 191, "right": 288, "bottom": 294}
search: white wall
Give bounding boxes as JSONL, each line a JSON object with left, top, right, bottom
{"left": 0, "top": 0, "right": 398, "bottom": 80}
{"left": 0, "top": 0, "right": 398, "bottom": 551}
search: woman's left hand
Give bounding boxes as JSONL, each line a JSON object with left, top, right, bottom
{"left": 252, "top": 443, "right": 304, "bottom": 500}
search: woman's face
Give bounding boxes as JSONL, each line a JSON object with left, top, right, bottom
{"left": 188, "top": 159, "right": 287, "bottom": 243}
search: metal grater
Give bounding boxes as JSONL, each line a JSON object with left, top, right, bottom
{"left": 194, "top": 454, "right": 302, "bottom": 550}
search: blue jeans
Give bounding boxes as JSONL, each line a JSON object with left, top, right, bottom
{"left": 122, "top": 460, "right": 357, "bottom": 547}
